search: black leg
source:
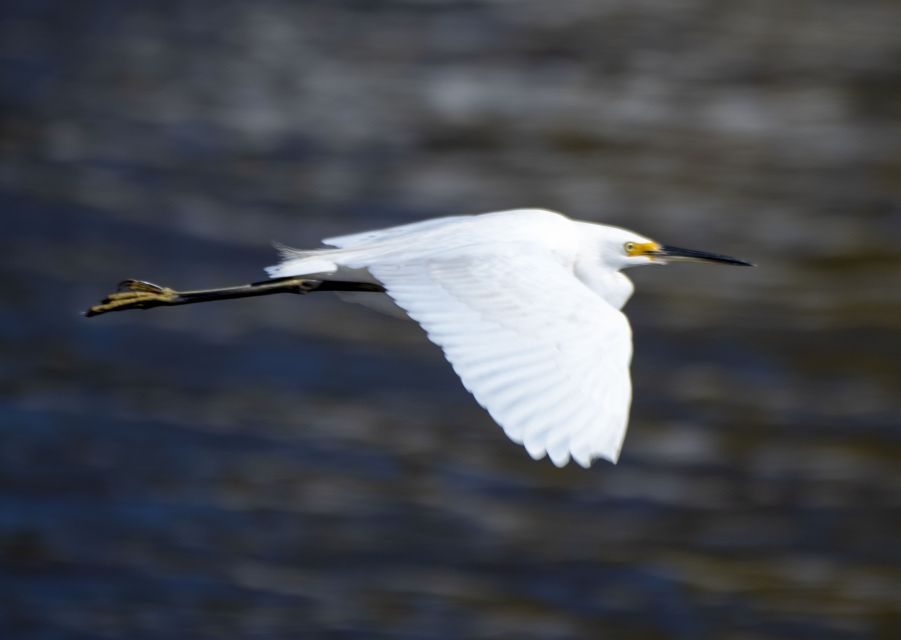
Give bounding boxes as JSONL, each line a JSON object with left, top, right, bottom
{"left": 85, "top": 277, "right": 384, "bottom": 317}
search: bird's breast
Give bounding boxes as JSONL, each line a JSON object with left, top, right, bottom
{"left": 573, "top": 264, "right": 635, "bottom": 310}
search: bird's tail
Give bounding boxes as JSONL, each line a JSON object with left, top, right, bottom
{"left": 264, "top": 243, "right": 340, "bottom": 279}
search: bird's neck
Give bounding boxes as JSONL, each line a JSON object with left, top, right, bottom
{"left": 574, "top": 264, "right": 635, "bottom": 310}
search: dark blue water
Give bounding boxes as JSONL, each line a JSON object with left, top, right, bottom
{"left": 2, "top": 2, "right": 901, "bottom": 638}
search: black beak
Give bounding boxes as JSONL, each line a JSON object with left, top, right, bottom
{"left": 652, "top": 245, "right": 754, "bottom": 267}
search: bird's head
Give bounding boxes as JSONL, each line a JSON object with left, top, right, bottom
{"left": 604, "top": 228, "right": 753, "bottom": 269}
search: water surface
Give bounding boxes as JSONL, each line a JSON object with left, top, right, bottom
{"left": 2, "top": 1, "right": 900, "bottom": 638}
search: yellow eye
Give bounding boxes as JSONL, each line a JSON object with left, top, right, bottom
{"left": 624, "top": 242, "right": 637, "bottom": 255}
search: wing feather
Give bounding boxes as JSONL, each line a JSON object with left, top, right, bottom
{"left": 369, "top": 250, "right": 633, "bottom": 467}
{"left": 322, "top": 215, "right": 472, "bottom": 248}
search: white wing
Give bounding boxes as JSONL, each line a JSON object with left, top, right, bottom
{"left": 369, "top": 248, "right": 633, "bottom": 467}
{"left": 322, "top": 215, "right": 471, "bottom": 248}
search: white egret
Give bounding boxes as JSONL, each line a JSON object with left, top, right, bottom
{"left": 88, "top": 209, "right": 752, "bottom": 467}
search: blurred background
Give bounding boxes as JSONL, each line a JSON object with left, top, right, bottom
{"left": 2, "top": 1, "right": 901, "bottom": 638}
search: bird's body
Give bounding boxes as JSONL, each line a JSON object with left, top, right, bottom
{"left": 262, "top": 209, "right": 751, "bottom": 467}
{"left": 268, "top": 208, "right": 639, "bottom": 311}
{"left": 87, "top": 208, "right": 750, "bottom": 468}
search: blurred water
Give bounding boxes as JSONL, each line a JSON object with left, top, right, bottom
{"left": 2, "top": 1, "right": 901, "bottom": 638}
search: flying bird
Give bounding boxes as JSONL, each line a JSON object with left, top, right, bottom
{"left": 87, "top": 209, "right": 752, "bottom": 467}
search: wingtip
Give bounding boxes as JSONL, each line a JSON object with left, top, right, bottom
{"left": 572, "top": 451, "right": 592, "bottom": 468}
{"left": 549, "top": 451, "right": 571, "bottom": 468}
{"left": 523, "top": 437, "right": 626, "bottom": 469}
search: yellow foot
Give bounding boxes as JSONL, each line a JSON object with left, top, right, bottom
{"left": 85, "top": 280, "right": 180, "bottom": 317}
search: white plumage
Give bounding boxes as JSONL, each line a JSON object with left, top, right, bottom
{"left": 266, "top": 208, "right": 751, "bottom": 467}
